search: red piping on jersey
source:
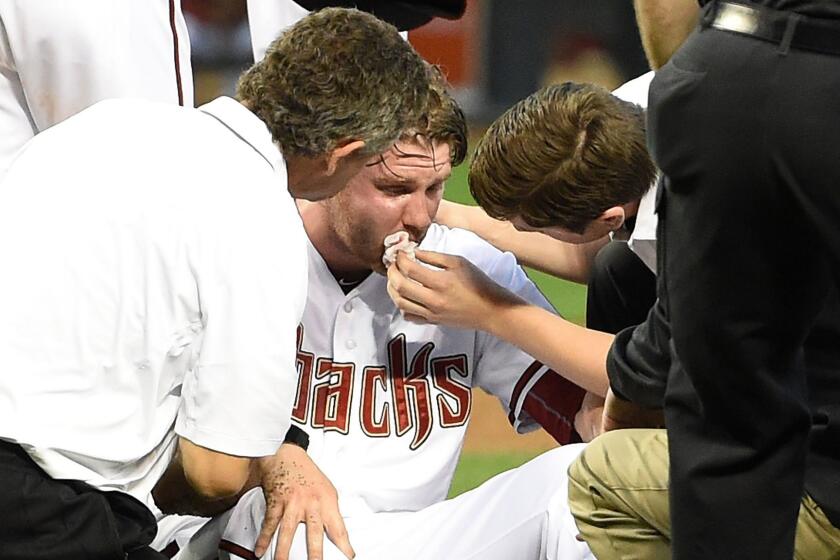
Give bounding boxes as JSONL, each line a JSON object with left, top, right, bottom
{"left": 168, "top": 0, "right": 185, "bottom": 106}
{"left": 219, "top": 539, "right": 259, "bottom": 560}
{"left": 507, "top": 360, "right": 543, "bottom": 424}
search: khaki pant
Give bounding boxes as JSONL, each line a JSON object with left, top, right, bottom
{"left": 568, "top": 429, "right": 840, "bottom": 559}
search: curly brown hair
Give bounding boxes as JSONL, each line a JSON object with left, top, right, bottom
{"left": 237, "top": 8, "right": 430, "bottom": 158}
{"left": 399, "top": 65, "right": 468, "bottom": 167}
{"left": 469, "top": 82, "right": 656, "bottom": 233}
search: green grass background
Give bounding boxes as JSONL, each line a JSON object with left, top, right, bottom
{"left": 444, "top": 160, "right": 587, "bottom": 497}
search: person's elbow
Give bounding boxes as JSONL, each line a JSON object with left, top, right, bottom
{"left": 179, "top": 437, "right": 253, "bottom": 499}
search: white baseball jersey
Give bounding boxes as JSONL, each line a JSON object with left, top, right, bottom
{"left": 0, "top": 96, "right": 304, "bottom": 510}
{"left": 0, "top": 0, "right": 193, "bottom": 181}
{"left": 163, "top": 224, "right": 590, "bottom": 559}
{"left": 289, "top": 224, "right": 584, "bottom": 514}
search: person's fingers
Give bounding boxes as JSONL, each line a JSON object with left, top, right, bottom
{"left": 395, "top": 252, "right": 448, "bottom": 289}
{"left": 305, "top": 510, "right": 325, "bottom": 560}
{"left": 387, "top": 265, "right": 438, "bottom": 311}
{"left": 392, "top": 293, "right": 435, "bottom": 321}
{"left": 273, "top": 505, "right": 302, "bottom": 560}
{"left": 390, "top": 271, "right": 440, "bottom": 309}
{"left": 255, "top": 499, "right": 285, "bottom": 558}
{"left": 387, "top": 260, "right": 410, "bottom": 292}
{"left": 412, "top": 249, "right": 458, "bottom": 269}
{"left": 324, "top": 511, "right": 355, "bottom": 559}
{"left": 386, "top": 267, "right": 416, "bottom": 308}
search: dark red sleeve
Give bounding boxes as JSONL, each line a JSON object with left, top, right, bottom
{"left": 508, "top": 361, "right": 586, "bottom": 444}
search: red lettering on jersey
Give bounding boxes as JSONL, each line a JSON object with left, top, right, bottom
{"left": 431, "top": 354, "right": 471, "bottom": 427}
{"left": 389, "top": 335, "right": 434, "bottom": 450}
{"left": 312, "top": 359, "right": 354, "bottom": 434}
{"left": 292, "top": 325, "right": 314, "bottom": 424}
{"left": 360, "top": 366, "right": 391, "bottom": 437}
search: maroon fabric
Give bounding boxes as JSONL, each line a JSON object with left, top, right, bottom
{"left": 520, "top": 371, "right": 585, "bottom": 445}
{"left": 507, "top": 361, "right": 585, "bottom": 445}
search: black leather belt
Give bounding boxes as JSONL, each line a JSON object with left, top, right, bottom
{"left": 706, "top": 1, "right": 840, "bottom": 56}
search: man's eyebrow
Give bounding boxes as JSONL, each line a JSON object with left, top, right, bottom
{"left": 374, "top": 178, "right": 414, "bottom": 187}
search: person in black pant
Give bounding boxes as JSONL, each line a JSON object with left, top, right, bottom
{"left": 585, "top": 238, "right": 656, "bottom": 335}
{"left": 570, "top": 0, "right": 840, "bottom": 558}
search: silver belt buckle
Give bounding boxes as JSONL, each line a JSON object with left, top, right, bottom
{"left": 713, "top": 2, "right": 760, "bottom": 34}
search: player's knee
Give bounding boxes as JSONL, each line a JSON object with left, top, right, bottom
{"left": 570, "top": 429, "right": 664, "bottom": 496}
{"left": 567, "top": 432, "right": 625, "bottom": 495}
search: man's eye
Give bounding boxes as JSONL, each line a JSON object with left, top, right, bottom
{"left": 379, "top": 186, "right": 409, "bottom": 196}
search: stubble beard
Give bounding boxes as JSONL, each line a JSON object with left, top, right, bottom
{"left": 327, "top": 200, "right": 385, "bottom": 274}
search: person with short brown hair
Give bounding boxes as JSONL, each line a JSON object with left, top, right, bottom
{"left": 391, "top": 74, "right": 656, "bottom": 439}
{"left": 469, "top": 82, "right": 655, "bottom": 238}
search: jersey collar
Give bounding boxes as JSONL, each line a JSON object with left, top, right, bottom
{"left": 197, "top": 96, "right": 286, "bottom": 174}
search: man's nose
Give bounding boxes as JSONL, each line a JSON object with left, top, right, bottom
{"left": 401, "top": 192, "right": 433, "bottom": 232}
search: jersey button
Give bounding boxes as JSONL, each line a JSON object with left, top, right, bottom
{"left": 343, "top": 301, "right": 353, "bottom": 313}
{"left": 346, "top": 339, "right": 357, "bottom": 349}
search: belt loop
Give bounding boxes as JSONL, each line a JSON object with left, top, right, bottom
{"left": 779, "top": 13, "right": 802, "bottom": 55}
{"left": 701, "top": 0, "right": 719, "bottom": 28}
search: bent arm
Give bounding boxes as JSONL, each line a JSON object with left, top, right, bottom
{"left": 179, "top": 438, "right": 253, "bottom": 499}
{"left": 436, "top": 200, "right": 605, "bottom": 283}
{"left": 485, "top": 300, "right": 613, "bottom": 397}
{"left": 388, "top": 249, "right": 613, "bottom": 395}
{"left": 634, "top": 0, "right": 700, "bottom": 69}
{"left": 153, "top": 437, "right": 258, "bottom": 517}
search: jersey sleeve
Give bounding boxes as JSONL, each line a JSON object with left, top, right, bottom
{"left": 472, "top": 250, "right": 586, "bottom": 445}
{"left": 247, "top": 0, "right": 310, "bottom": 62}
{"left": 2, "top": 0, "right": 191, "bottom": 131}
{"left": 175, "top": 186, "right": 307, "bottom": 458}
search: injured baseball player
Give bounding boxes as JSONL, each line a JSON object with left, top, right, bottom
{"left": 160, "top": 72, "right": 597, "bottom": 560}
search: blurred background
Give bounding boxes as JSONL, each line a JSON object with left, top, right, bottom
{"left": 184, "top": 0, "right": 648, "bottom": 115}
{"left": 182, "top": 0, "right": 648, "bottom": 496}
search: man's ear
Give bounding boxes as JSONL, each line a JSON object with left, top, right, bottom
{"left": 597, "top": 206, "right": 626, "bottom": 232}
{"left": 325, "top": 140, "right": 367, "bottom": 176}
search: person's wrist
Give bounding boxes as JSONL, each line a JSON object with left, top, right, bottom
{"left": 283, "top": 424, "right": 310, "bottom": 451}
{"left": 483, "top": 293, "right": 527, "bottom": 337}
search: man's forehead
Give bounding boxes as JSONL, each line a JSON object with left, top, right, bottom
{"left": 367, "top": 139, "right": 453, "bottom": 180}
